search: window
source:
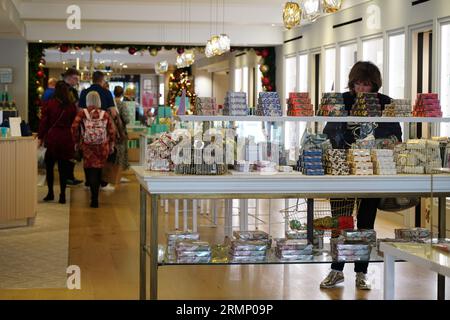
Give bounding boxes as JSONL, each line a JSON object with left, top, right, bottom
{"left": 325, "top": 48, "right": 336, "bottom": 92}
{"left": 242, "top": 67, "right": 249, "bottom": 101}
{"left": 363, "top": 37, "right": 384, "bottom": 79}
{"left": 388, "top": 34, "right": 406, "bottom": 99}
{"left": 441, "top": 24, "right": 450, "bottom": 137}
{"left": 340, "top": 43, "right": 358, "bottom": 92}
{"left": 234, "top": 68, "right": 242, "bottom": 92}
{"left": 285, "top": 56, "right": 297, "bottom": 100}
{"left": 256, "top": 64, "right": 263, "bottom": 100}
{"left": 159, "top": 81, "right": 165, "bottom": 106}
{"left": 298, "top": 54, "right": 309, "bottom": 92}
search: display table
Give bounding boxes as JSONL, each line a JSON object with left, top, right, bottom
{"left": 0, "top": 137, "right": 37, "bottom": 227}
{"left": 380, "top": 242, "right": 450, "bottom": 300}
{"left": 133, "top": 166, "right": 450, "bottom": 300}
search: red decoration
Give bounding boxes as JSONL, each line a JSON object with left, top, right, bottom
{"left": 59, "top": 44, "right": 69, "bottom": 53}
{"left": 261, "top": 48, "right": 270, "bottom": 58}
{"left": 262, "top": 77, "right": 270, "bottom": 86}
{"left": 177, "top": 47, "right": 185, "bottom": 54}
{"left": 255, "top": 49, "right": 262, "bottom": 56}
{"left": 128, "top": 47, "right": 137, "bottom": 55}
{"left": 338, "top": 216, "right": 354, "bottom": 230}
{"left": 266, "top": 85, "right": 273, "bottom": 91}
{"left": 37, "top": 70, "right": 45, "bottom": 78}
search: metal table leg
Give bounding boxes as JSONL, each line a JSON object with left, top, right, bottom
{"left": 150, "top": 194, "right": 159, "bottom": 300}
{"left": 139, "top": 185, "right": 147, "bottom": 300}
{"left": 307, "top": 199, "right": 314, "bottom": 244}
{"left": 438, "top": 196, "right": 446, "bottom": 300}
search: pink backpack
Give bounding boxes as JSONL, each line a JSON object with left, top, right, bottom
{"left": 82, "top": 109, "right": 107, "bottom": 145}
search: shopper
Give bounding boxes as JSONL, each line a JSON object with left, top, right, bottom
{"left": 79, "top": 71, "right": 117, "bottom": 190}
{"left": 38, "top": 81, "right": 78, "bottom": 204}
{"left": 113, "top": 86, "right": 130, "bottom": 178}
{"left": 321, "top": 61, "right": 402, "bottom": 290}
{"left": 72, "top": 91, "right": 116, "bottom": 208}
{"left": 63, "top": 68, "right": 83, "bottom": 186}
{"left": 41, "top": 78, "right": 57, "bottom": 102}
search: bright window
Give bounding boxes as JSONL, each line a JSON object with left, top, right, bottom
{"left": 256, "top": 64, "right": 263, "bottom": 99}
{"left": 340, "top": 43, "right": 358, "bottom": 92}
{"left": 388, "top": 34, "right": 406, "bottom": 99}
{"left": 234, "top": 68, "right": 242, "bottom": 92}
{"left": 441, "top": 24, "right": 450, "bottom": 136}
{"left": 325, "top": 48, "right": 336, "bottom": 92}
{"left": 363, "top": 37, "right": 384, "bottom": 79}
{"left": 298, "top": 54, "right": 309, "bottom": 92}
{"left": 285, "top": 56, "right": 297, "bottom": 100}
{"left": 242, "top": 67, "right": 249, "bottom": 103}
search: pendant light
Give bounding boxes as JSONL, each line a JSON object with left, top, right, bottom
{"left": 322, "top": 0, "right": 343, "bottom": 14}
{"left": 283, "top": 2, "right": 302, "bottom": 30}
{"left": 155, "top": 60, "right": 168, "bottom": 74}
{"left": 302, "top": 0, "right": 321, "bottom": 22}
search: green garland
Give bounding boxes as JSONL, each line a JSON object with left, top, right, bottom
{"left": 28, "top": 43, "right": 276, "bottom": 131}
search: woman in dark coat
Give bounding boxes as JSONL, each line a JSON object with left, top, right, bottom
{"left": 38, "top": 81, "right": 78, "bottom": 204}
{"left": 320, "top": 61, "right": 402, "bottom": 290}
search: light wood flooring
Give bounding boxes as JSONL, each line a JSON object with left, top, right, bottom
{"left": 0, "top": 168, "right": 448, "bottom": 300}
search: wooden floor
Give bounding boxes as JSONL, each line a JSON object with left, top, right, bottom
{"left": 0, "top": 168, "right": 448, "bottom": 300}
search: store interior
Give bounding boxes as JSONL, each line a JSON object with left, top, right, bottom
{"left": 0, "top": 0, "right": 450, "bottom": 300}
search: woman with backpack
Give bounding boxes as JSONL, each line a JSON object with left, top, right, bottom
{"left": 38, "top": 81, "right": 78, "bottom": 204}
{"left": 72, "top": 91, "right": 116, "bottom": 208}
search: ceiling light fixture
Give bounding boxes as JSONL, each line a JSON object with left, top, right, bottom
{"left": 283, "top": 2, "right": 301, "bottom": 30}
{"left": 282, "top": 0, "right": 344, "bottom": 30}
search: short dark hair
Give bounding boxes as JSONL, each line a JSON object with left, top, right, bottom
{"left": 348, "top": 61, "right": 382, "bottom": 93}
{"left": 92, "top": 71, "right": 104, "bottom": 84}
{"left": 114, "top": 86, "right": 124, "bottom": 98}
{"left": 63, "top": 68, "right": 80, "bottom": 78}
{"left": 54, "top": 80, "right": 71, "bottom": 105}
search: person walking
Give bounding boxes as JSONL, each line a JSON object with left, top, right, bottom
{"left": 38, "top": 81, "right": 78, "bottom": 204}
{"left": 72, "top": 91, "right": 116, "bottom": 208}
{"left": 321, "top": 61, "right": 402, "bottom": 290}
{"left": 41, "top": 78, "right": 57, "bottom": 102}
{"left": 113, "top": 86, "right": 130, "bottom": 180}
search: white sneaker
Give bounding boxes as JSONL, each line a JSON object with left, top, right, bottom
{"left": 101, "top": 183, "right": 115, "bottom": 191}
{"left": 120, "top": 177, "right": 130, "bottom": 183}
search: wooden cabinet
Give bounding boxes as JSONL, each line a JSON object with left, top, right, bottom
{"left": 0, "top": 137, "right": 37, "bottom": 226}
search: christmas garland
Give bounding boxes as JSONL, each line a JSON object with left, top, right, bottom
{"left": 28, "top": 43, "right": 276, "bottom": 131}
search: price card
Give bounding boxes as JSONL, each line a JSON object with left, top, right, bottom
{"left": 0, "top": 68, "right": 13, "bottom": 84}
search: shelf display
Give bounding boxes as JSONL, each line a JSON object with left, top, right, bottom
{"left": 287, "top": 92, "right": 314, "bottom": 117}
{"left": 341, "top": 229, "right": 377, "bottom": 244}
{"left": 348, "top": 149, "right": 374, "bottom": 175}
{"left": 256, "top": 92, "right": 282, "bottom": 116}
{"left": 195, "top": 97, "right": 218, "bottom": 116}
{"left": 224, "top": 92, "right": 249, "bottom": 116}
{"left": 176, "top": 240, "right": 212, "bottom": 263}
{"left": 395, "top": 139, "right": 442, "bottom": 174}
{"left": 394, "top": 228, "right": 431, "bottom": 241}
{"left": 383, "top": 99, "right": 412, "bottom": 117}
{"left": 413, "top": 93, "right": 442, "bottom": 118}
{"left": 325, "top": 149, "right": 350, "bottom": 176}
{"left": 317, "top": 92, "right": 347, "bottom": 117}
{"left": 275, "top": 239, "right": 313, "bottom": 261}
{"left": 145, "top": 133, "right": 177, "bottom": 171}
{"left": 350, "top": 92, "right": 382, "bottom": 117}
{"left": 331, "top": 238, "right": 372, "bottom": 262}
{"left": 371, "top": 149, "right": 397, "bottom": 175}
{"left": 297, "top": 149, "right": 325, "bottom": 176}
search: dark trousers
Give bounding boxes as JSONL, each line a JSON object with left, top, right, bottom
{"left": 45, "top": 152, "right": 70, "bottom": 197}
{"left": 67, "top": 160, "right": 76, "bottom": 180}
{"left": 84, "top": 168, "right": 107, "bottom": 187}
{"left": 331, "top": 198, "right": 379, "bottom": 274}
{"left": 85, "top": 168, "right": 102, "bottom": 203}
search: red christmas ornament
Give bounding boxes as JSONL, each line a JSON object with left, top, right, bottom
{"left": 59, "top": 44, "right": 69, "bottom": 53}
{"left": 261, "top": 48, "right": 270, "bottom": 58}
{"left": 262, "top": 77, "right": 270, "bottom": 86}
{"left": 266, "top": 85, "right": 273, "bottom": 91}
{"left": 255, "top": 49, "right": 262, "bottom": 56}
{"left": 177, "top": 47, "right": 185, "bottom": 54}
{"left": 128, "top": 47, "right": 137, "bottom": 55}
{"left": 37, "top": 70, "right": 45, "bottom": 78}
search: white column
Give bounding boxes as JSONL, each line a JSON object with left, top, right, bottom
{"left": 239, "top": 199, "right": 249, "bottom": 231}
{"left": 183, "top": 199, "right": 188, "bottom": 231}
{"left": 193, "top": 199, "right": 198, "bottom": 232}
{"left": 212, "top": 200, "right": 218, "bottom": 226}
{"left": 164, "top": 199, "right": 169, "bottom": 214}
{"left": 285, "top": 199, "right": 290, "bottom": 232}
{"left": 383, "top": 253, "right": 396, "bottom": 300}
{"left": 224, "top": 199, "right": 233, "bottom": 237}
{"left": 174, "top": 199, "right": 179, "bottom": 230}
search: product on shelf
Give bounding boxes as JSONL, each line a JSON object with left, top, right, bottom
{"left": 348, "top": 149, "right": 374, "bottom": 175}
{"left": 255, "top": 160, "right": 278, "bottom": 173}
{"left": 224, "top": 92, "right": 249, "bottom": 116}
{"left": 350, "top": 92, "right": 382, "bottom": 117}
{"left": 341, "top": 229, "right": 377, "bottom": 243}
{"left": 233, "top": 230, "right": 270, "bottom": 241}
{"left": 278, "top": 165, "right": 294, "bottom": 173}
{"left": 234, "top": 160, "right": 252, "bottom": 172}
{"left": 395, "top": 139, "right": 442, "bottom": 174}
{"left": 371, "top": 149, "right": 397, "bottom": 175}
{"left": 413, "top": 93, "right": 442, "bottom": 118}
{"left": 166, "top": 230, "right": 201, "bottom": 260}
{"left": 146, "top": 133, "right": 177, "bottom": 171}
{"left": 383, "top": 99, "right": 412, "bottom": 117}
{"left": 287, "top": 92, "right": 314, "bottom": 117}
{"left": 175, "top": 240, "right": 211, "bottom": 263}
{"left": 394, "top": 228, "right": 431, "bottom": 241}
{"left": 229, "top": 239, "right": 269, "bottom": 262}
{"left": 195, "top": 97, "right": 218, "bottom": 116}
{"left": 149, "top": 106, "right": 172, "bottom": 134}
{"left": 297, "top": 149, "right": 325, "bottom": 175}
{"left": 256, "top": 92, "right": 282, "bottom": 116}
{"left": 317, "top": 92, "right": 347, "bottom": 117}
{"left": 325, "top": 149, "right": 350, "bottom": 176}
{"left": 274, "top": 238, "right": 313, "bottom": 261}
{"left": 313, "top": 216, "right": 354, "bottom": 230}
{"left": 331, "top": 237, "right": 372, "bottom": 262}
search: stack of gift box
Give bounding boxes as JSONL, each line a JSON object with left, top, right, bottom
{"left": 413, "top": 93, "right": 442, "bottom": 118}
{"left": 325, "top": 149, "right": 350, "bottom": 176}
{"left": 350, "top": 92, "right": 382, "bottom": 117}
{"left": 286, "top": 229, "right": 324, "bottom": 249}
{"left": 287, "top": 92, "right": 314, "bottom": 117}
{"left": 395, "top": 228, "right": 431, "bottom": 242}
{"left": 275, "top": 238, "right": 313, "bottom": 261}
{"left": 371, "top": 149, "right": 397, "bottom": 175}
{"left": 256, "top": 92, "right": 282, "bottom": 116}
{"left": 146, "top": 133, "right": 177, "bottom": 171}
{"left": 149, "top": 106, "right": 172, "bottom": 135}
{"left": 229, "top": 231, "right": 270, "bottom": 263}
{"left": 297, "top": 149, "right": 325, "bottom": 176}
{"left": 166, "top": 230, "right": 200, "bottom": 261}
{"left": 317, "top": 93, "right": 347, "bottom": 116}
{"left": 195, "top": 97, "right": 218, "bottom": 115}
{"left": 224, "top": 92, "right": 249, "bottom": 116}
{"left": 348, "top": 149, "right": 374, "bottom": 175}
{"left": 383, "top": 99, "right": 412, "bottom": 117}
{"left": 395, "top": 139, "right": 442, "bottom": 174}
{"left": 331, "top": 230, "right": 373, "bottom": 262}
{"left": 175, "top": 240, "right": 211, "bottom": 263}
